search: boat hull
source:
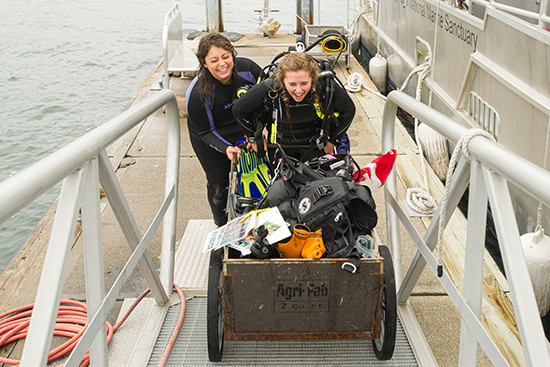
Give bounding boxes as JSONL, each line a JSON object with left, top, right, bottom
{"left": 358, "top": 0, "right": 550, "bottom": 234}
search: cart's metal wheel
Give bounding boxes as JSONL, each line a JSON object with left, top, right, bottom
{"left": 373, "top": 245, "right": 397, "bottom": 360}
{"left": 207, "top": 248, "right": 224, "bottom": 362}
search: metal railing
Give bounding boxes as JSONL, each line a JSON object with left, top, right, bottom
{"left": 161, "top": 4, "right": 203, "bottom": 88}
{"left": 382, "top": 90, "right": 550, "bottom": 366}
{"left": 0, "top": 89, "right": 180, "bottom": 366}
{"left": 359, "top": 0, "right": 550, "bottom": 29}
{"left": 163, "top": 3, "right": 184, "bottom": 89}
{"left": 469, "top": 0, "right": 550, "bottom": 29}
{"left": 468, "top": 91, "right": 500, "bottom": 141}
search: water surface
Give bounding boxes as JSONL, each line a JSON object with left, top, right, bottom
{"left": 0, "top": 0, "right": 354, "bottom": 273}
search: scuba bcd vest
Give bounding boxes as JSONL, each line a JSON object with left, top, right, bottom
{"left": 259, "top": 69, "right": 342, "bottom": 150}
{"left": 250, "top": 40, "right": 350, "bottom": 158}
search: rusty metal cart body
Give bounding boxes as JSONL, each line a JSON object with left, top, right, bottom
{"left": 207, "top": 244, "right": 397, "bottom": 362}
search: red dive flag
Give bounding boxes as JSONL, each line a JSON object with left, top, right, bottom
{"left": 354, "top": 149, "right": 397, "bottom": 189}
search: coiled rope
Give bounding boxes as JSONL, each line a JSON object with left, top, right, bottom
{"left": 436, "top": 129, "right": 496, "bottom": 277}
{"left": 345, "top": 59, "right": 437, "bottom": 215}
{"left": 345, "top": 72, "right": 387, "bottom": 100}
{"left": 400, "top": 60, "right": 439, "bottom": 215}
{"left": 0, "top": 284, "right": 185, "bottom": 367}
{"left": 345, "top": 72, "right": 362, "bottom": 92}
{"left": 344, "top": 56, "right": 436, "bottom": 214}
{"left": 406, "top": 184, "right": 437, "bottom": 214}
{"left": 401, "top": 1, "right": 446, "bottom": 215}
{"left": 346, "top": 6, "right": 368, "bottom": 46}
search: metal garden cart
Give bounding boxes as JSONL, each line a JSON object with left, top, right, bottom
{"left": 207, "top": 244, "right": 397, "bottom": 362}
{"left": 206, "top": 157, "right": 397, "bottom": 362}
{"left": 206, "top": 122, "right": 396, "bottom": 363}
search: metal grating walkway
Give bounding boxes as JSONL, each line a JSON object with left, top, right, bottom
{"left": 144, "top": 220, "right": 419, "bottom": 366}
{"left": 148, "top": 297, "right": 419, "bottom": 366}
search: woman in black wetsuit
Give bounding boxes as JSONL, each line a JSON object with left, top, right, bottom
{"left": 232, "top": 52, "right": 355, "bottom": 163}
{"left": 185, "top": 33, "right": 262, "bottom": 226}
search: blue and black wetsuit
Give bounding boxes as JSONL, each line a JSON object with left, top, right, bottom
{"left": 232, "top": 77, "right": 355, "bottom": 162}
{"left": 186, "top": 57, "right": 262, "bottom": 226}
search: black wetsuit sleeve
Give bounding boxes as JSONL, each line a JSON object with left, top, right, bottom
{"left": 185, "top": 57, "right": 263, "bottom": 153}
{"left": 232, "top": 79, "right": 272, "bottom": 137}
{"left": 328, "top": 83, "right": 355, "bottom": 144}
{"left": 236, "top": 57, "right": 262, "bottom": 85}
{"left": 186, "top": 82, "right": 231, "bottom": 153}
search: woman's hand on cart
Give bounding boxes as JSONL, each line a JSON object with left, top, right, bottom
{"left": 324, "top": 141, "right": 336, "bottom": 154}
{"left": 226, "top": 145, "right": 242, "bottom": 160}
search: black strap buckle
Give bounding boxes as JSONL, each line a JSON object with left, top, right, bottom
{"left": 342, "top": 253, "right": 361, "bottom": 274}
{"left": 312, "top": 185, "right": 332, "bottom": 202}
{"left": 341, "top": 262, "right": 357, "bottom": 273}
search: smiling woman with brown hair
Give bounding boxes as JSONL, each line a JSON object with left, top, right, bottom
{"left": 185, "top": 33, "right": 262, "bottom": 226}
{"left": 232, "top": 52, "right": 355, "bottom": 163}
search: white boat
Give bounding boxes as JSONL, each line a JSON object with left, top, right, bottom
{"left": 1, "top": 1, "right": 550, "bottom": 366}
{"left": 356, "top": 0, "right": 550, "bottom": 234}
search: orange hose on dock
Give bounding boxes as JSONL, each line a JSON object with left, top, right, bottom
{"left": 0, "top": 284, "right": 185, "bottom": 367}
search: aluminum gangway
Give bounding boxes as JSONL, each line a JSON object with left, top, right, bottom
{"left": 1, "top": 72, "right": 549, "bottom": 367}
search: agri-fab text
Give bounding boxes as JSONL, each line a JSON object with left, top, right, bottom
{"left": 275, "top": 282, "right": 329, "bottom": 300}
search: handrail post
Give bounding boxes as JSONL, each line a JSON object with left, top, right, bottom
{"left": 381, "top": 90, "right": 550, "bottom": 366}
{"left": 483, "top": 170, "right": 550, "bottom": 366}
{"left": 162, "top": 7, "right": 171, "bottom": 90}
{"left": 296, "top": 0, "right": 314, "bottom": 34}
{"left": 81, "top": 157, "right": 108, "bottom": 365}
{"left": 5, "top": 89, "right": 180, "bottom": 366}
{"left": 162, "top": 4, "right": 183, "bottom": 90}
{"left": 98, "top": 152, "right": 169, "bottom": 306}
{"left": 540, "top": 0, "right": 549, "bottom": 28}
{"left": 458, "top": 158, "right": 487, "bottom": 366}
{"left": 160, "top": 93, "right": 180, "bottom": 296}
{"left": 19, "top": 170, "right": 85, "bottom": 367}
{"left": 381, "top": 93, "right": 402, "bottom": 288}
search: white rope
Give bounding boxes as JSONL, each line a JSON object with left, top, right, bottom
{"left": 406, "top": 186, "right": 437, "bottom": 214}
{"left": 436, "top": 128, "right": 496, "bottom": 277}
{"left": 401, "top": 2, "right": 443, "bottom": 217}
{"left": 344, "top": 5, "right": 385, "bottom": 100}
{"left": 412, "top": 65, "right": 432, "bottom": 193}
{"left": 399, "top": 62, "right": 430, "bottom": 93}
{"left": 347, "top": 8, "right": 368, "bottom": 45}
{"left": 401, "top": 60, "right": 436, "bottom": 215}
{"left": 345, "top": 72, "right": 387, "bottom": 100}
{"left": 376, "top": 13, "right": 381, "bottom": 56}
{"left": 345, "top": 73, "right": 363, "bottom": 92}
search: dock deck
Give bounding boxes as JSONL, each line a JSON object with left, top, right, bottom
{"left": 0, "top": 33, "right": 501, "bottom": 366}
